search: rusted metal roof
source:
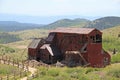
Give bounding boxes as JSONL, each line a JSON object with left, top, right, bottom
{"left": 50, "top": 28, "right": 100, "bottom": 34}
{"left": 28, "top": 39, "right": 41, "bottom": 49}
{"left": 46, "top": 33, "right": 55, "bottom": 42}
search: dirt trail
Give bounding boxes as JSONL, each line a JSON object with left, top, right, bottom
{"left": 21, "top": 67, "right": 37, "bottom": 80}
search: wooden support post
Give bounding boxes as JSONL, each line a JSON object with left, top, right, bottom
{"left": 7, "top": 73, "right": 9, "bottom": 80}
{"left": 18, "top": 62, "right": 19, "bottom": 68}
{"left": 0, "top": 58, "right": 2, "bottom": 63}
{"left": 20, "top": 71, "right": 22, "bottom": 78}
{"left": 27, "top": 65, "right": 29, "bottom": 71}
{"left": 1, "top": 55, "right": 3, "bottom": 60}
{"left": 6, "top": 56, "right": 7, "bottom": 61}
{"left": 13, "top": 71, "right": 16, "bottom": 80}
{"left": 17, "top": 59, "right": 19, "bottom": 68}
{"left": 8, "top": 57, "right": 11, "bottom": 65}
{"left": 3, "top": 59, "right": 5, "bottom": 64}
{"left": 13, "top": 59, "right": 14, "bottom": 66}
{"left": 22, "top": 61, "right": 24, "bottom": 69}
{"left": 7, "top": 56, "right": 10, "bottom": 65}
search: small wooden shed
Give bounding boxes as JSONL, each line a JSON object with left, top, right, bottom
{"left": 28, "top": 39, "right": 41, "bottom": 60}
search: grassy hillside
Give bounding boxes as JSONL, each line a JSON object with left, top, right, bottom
{"left": 43, "top": 18, "right": 90, "bottom": 29}
{"left": 102, "top": 25, "right": 120, "bottom": 63}
{"left": 0, "top": 32, "right": 21, "bottom": 44}
{"left": 102, "top": 25, "right": 120, "bottom": 52}
{"left": 9, "top": 29, "right": 48, "bottom": 40}
{"left": 0, "top": 45, "right": 15, "bottom": 54}
{"left": 0, "top": 29, "right": 48, "bottom": 44}
{"left": 85, "top": 16, "right": 120, "bottom": 30}
{"left": 1, "top": 40, "right": 32, "bottom": 61}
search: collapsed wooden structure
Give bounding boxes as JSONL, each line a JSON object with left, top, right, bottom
{"left": 28, "top": 28, "right": 111, "bottom": 67}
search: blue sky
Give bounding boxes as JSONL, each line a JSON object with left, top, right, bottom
{"left": 0, "top": 0, "right": 120, "bottom": 24}
{"left": 0, "top": 0, "right": 120, "bottom": 17}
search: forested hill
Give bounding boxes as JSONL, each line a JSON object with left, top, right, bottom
{"left": 0, "top": 32, "right": 21, "bottom": 44}
{"left": 0, "top": 21, "right": 43, "bottom": 32}
{"left": 84, "top": 16, "right": 120, "bottom": 30}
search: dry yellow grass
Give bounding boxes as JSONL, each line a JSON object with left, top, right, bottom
{"left": 9, "top": 29, "right": 48, "bottom": 40}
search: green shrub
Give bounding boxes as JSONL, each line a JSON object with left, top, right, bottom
{"left": 111, "top": 53, "right": 120, "bottom": 63}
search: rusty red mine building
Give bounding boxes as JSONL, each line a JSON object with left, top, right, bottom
{"left": 28, "top": 28, "right": 111, "bottom": 67}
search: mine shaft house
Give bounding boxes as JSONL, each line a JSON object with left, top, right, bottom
{"left": 28, "top": 28, "right": 111, "bottom": 67}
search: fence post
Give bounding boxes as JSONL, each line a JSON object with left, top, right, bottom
{"left": 0, "top": 77, "right": 2, "bottom": 80}
{"left": 13, "top": 71, "right": 16, "bottom": 80}
{"left": 26, "top": 65, "right": 29, "bottom": 72}
{"left": 13, "top": 59, "right": 15, "bottom": 66}
{"left": 3, "top": 59, "right": 5, "bottom": 64}
{"left": 1, "top": 55, "right": 3, "bottom": 60}
{"left": 22, "top": 61, "right": 24, "bottom": 69}
{"left": 8, "top": 57, "right": 10, "bottom": 65}
{"left": 5, "top": 56, "right": 7, "bottom": 63}
{"left": 17, "top": 59, "right": 19, "bottom": 68}
{"left": 7, "top": 73, "right": 9, "bottom": 80}
{"left": 0, "top": 56, "right": 1, "bottom": 64}
{"left": 20, "top": 70, "right": 22, "bottom": 78}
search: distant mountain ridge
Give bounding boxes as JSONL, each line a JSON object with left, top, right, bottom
{"left": 0, "top": 21, "right": 44, "bottom": 32}
{"left": 1, "top": 16, "right": 120, "bottom": 44}
{"left": 43, "top": 18, "right": 90, "bottom": 29}
{"left": 43, "top": 16, "right": 120, "bottom": 30}
{"left": 84, "top": 16, "right": 120, "bottom": 30}
{"left": 1, "top": 16, "right": 120, "bottom": 32}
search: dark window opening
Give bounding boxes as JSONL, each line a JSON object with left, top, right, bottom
{"left": 90, "top": 36, "right": 95, "bottom": 43}
{"left": 90, "top": 34, "right": 102, "bottom": 43}
{"left": 96, "top": 34, "right": 102, "bottom": 43}
{"left": 69, "top": 40, "right": 72, "bottom": 44}
{"left": 84, "top": 47, "right": 87, "bottom": 52}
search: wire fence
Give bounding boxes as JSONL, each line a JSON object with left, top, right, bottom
{"left": 0, "top": 55, "right": 29, "bottom": 80}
